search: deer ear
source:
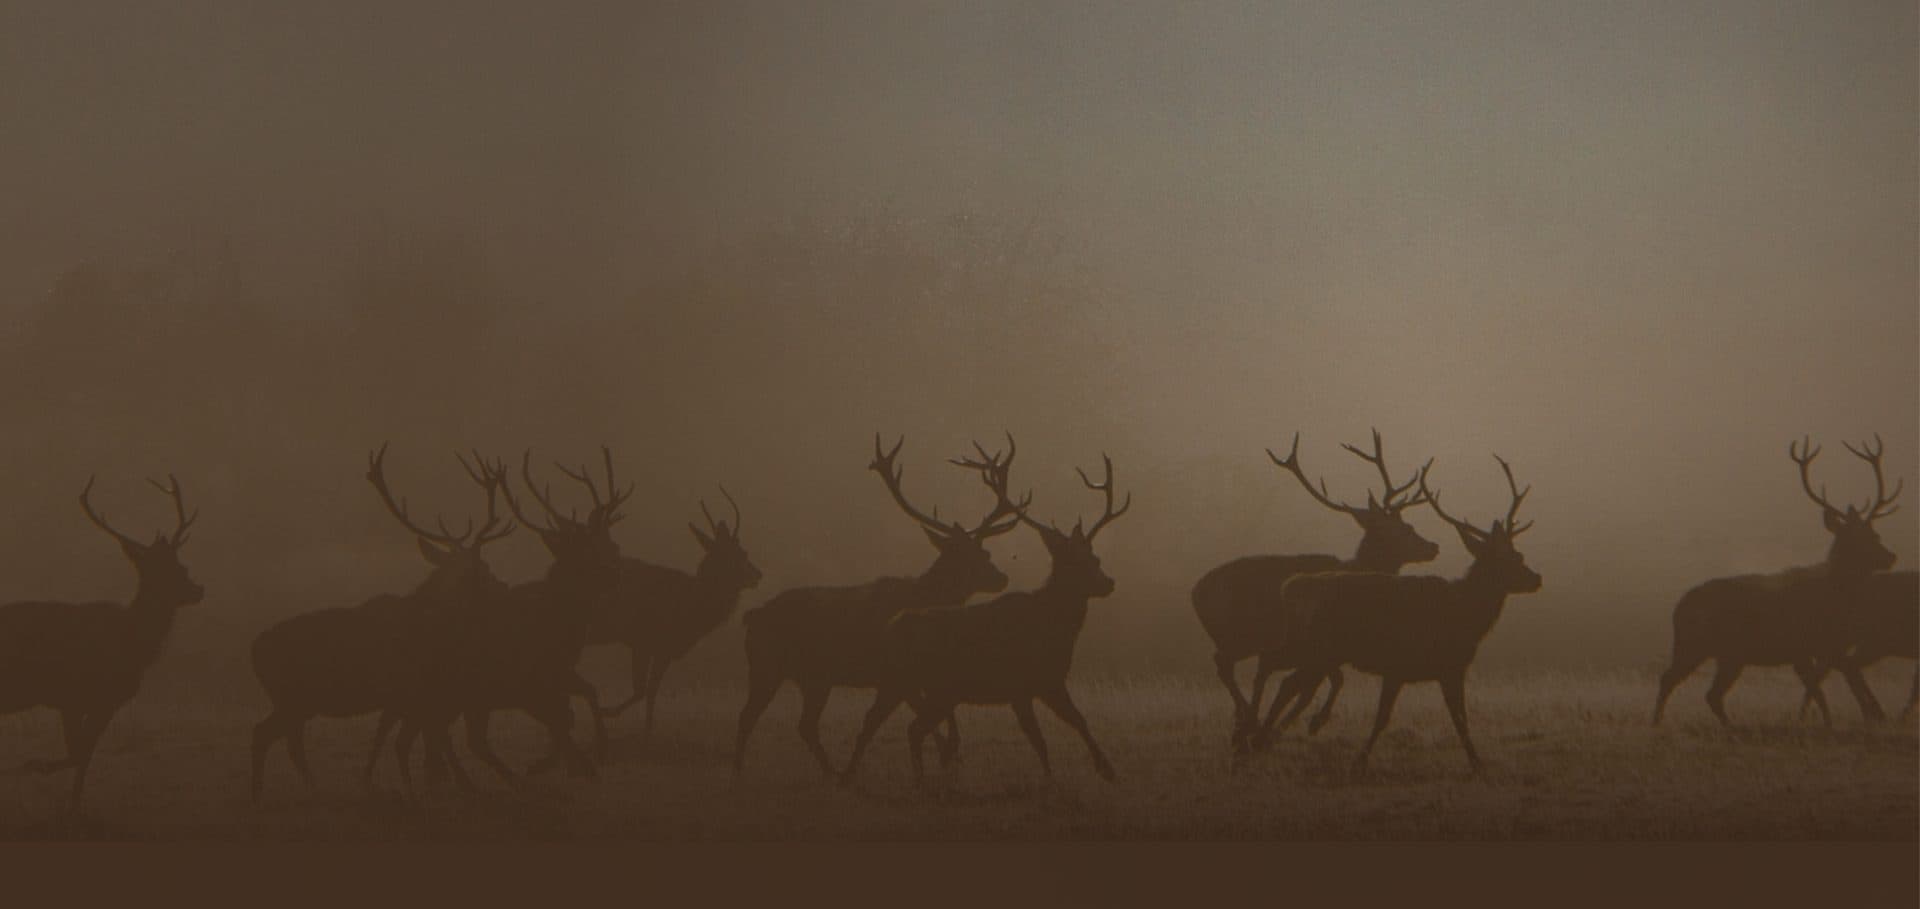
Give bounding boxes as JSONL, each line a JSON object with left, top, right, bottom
{"left": 689, "top": 523, "right": 714, "bottom": 549}
{"left": 418, "top": 538, "right": 456, "bottom": 567}
{"left": 923, "top": 525, "right": 951, "bottom": 550}
{"left": 1822, "top": 509, "right": 1847, "bottom": 533}
{"left": 1454, "top": 525, "right": 1486, "bottom": 558}
{"left": 116, "top": 536, "right": 148, "bottom": 561}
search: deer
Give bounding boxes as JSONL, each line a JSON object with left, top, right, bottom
{"left": 586, "top": 487, "right": 763, "bottom": 745}
{"left": 1190, "top": 429, "right": 1437, "bottom": 755}
{"left": 249, "top": 445, "right": 514, "bottom": 800}
{"left": 732, "top": 434, "right": 1027, "bottom": 778}
{"left": 0, "top": 474, "right": 201, "bottom": 804}
{"left": 386, "top": 449, "right": 630, "bottom": 789}
{"left": 1652, "top": 436, "right": 1901, "bottom": 727}
{"left": 840, "top": 440, "right": 1129, "bottom": 785}
{"left": 1264, "top": 456, "right": 1541, "bottom": 776}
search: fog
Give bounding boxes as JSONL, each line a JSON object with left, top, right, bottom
{"left": 0, "top": 1, "right": 1912, "bottom": 700}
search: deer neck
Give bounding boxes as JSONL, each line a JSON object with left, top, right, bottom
{"left": 122, "top": 589, "right": 183, "bottom": 667}
{"left": 1347, "top": 536, "right": 1407, "bottom": 574}
{"left": 1450, "top": 564, "right": 1514, "bottom": 642}
{"left": 908, "top": 569, "right": 981, "bottom": 610}
{"left": 691, "top": 567, "right": 748, "bottom": 621}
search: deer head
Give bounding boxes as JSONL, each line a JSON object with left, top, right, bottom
{"left": 690, "top": 484, "right": 762, "bottom": 592}
{"left": 1790, "top": 435, "right": 1901, "bottom": 576}
{"left": 872, "top": 434, "right": 1027, "bottom": 596}
{"left": 1420, "top": 455, "right": 1542, "bottom": 595}
{"left": 498, "top": 446, "right": 630, "bottom": 573}
{"left": 1268, "top": 429, "right": 1439, "bottom": 571}
{"left": 365, "top": 444, "right": 516, "bottom": 599}
{"left": 959, "top": 435, "right": 1129, "bottom": 600}
{"left": 80, "top": 473, "right": 203, "bottom": 609}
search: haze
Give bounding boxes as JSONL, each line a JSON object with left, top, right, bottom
{"left": 0, "top": 1, "right": 1911, "bottom": 698}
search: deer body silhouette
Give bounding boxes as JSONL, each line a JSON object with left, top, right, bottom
{"left": 1190, "top": 431, "right": 1437, "bottom": 754}
{"left": 0, "top": 476, "right": 201, "bottom": 804}
{"left": 589, "top": 488, "right": 762, "bottom": 743}
{"left": 1268, "top": 456, "right": 1540, "bottom": 775}
{"left": 1652, "top": 437, "right": 1902, "bottom": 726}
{"left": 840, "top": 441, "right": 1128, "bottom": 784}
{"left": 732, "top": 436, "right": 1023, "bottom": 778}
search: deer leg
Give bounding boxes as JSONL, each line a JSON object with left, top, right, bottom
{"left": 1704, "top": 661, "right": 1743, "bottom": 727}
{"left": 732, "top": 671, "right": 780, "bottom": 778}
{"left": 1255, "top": 669, "right": 1316, "bottom": 746}
{"left": 463, "top": 710, "right": 521, "bottom": 787}
{"left": 393, "top": 719, "right": 419, "bottom": 793}
{"left": 796, "top": 684, "right": 836, "bottom": 778}
{"left": 1439, "top": 673, "right": 1483, "bottom": 776}
{"left": 937, "top": 710, "right": 962, "bottom": 767}
{"left": 1247, "top": 659, "right": 1290, "bottom": 751}
{"left": 1010, "top": 698, "right": 1052, "bottom": 777}
{"left": 67, "top": 710, "right": 111, "bottom": 804}
{"left": 250, "top": 712, "right": 287, "bottom": 801}
{"left": 285, "top": 719, "right": 316, "bottom": 790}
{"left": 363, "top": 709, "right": 400, "bottom": 793}
{"left": 1039, "top": 686, "right": 1115, "bottom": 782}
{"left": 840, "top": 689, "right": 904, "bottom": 785}
{"left": 567, "top": 671, "right": 610, "bottom": 759}
{"left": 905, "top": 703, "right": 945, "bottom": 783}
{"left": 643, "top": 659, "right": 669, "bottom": 746}
{"left": 1307, "top": 668, "right": 1345, "bottom": 734}
{"left": 533, "top": 700, "right": 595, "bottom": 780}
{"left": 1899, "top": 669, "right": 1918, "bottom": 721}
{"left": 1354, "top": 677, "right": 1404, "bottom": 774}
{"left": 1214, "top": 652, "right": 1254, "bottom": 749}
{"left": 1792, "top": 661, "right": 1834, "bottom": 728}
{"left": 1652, "top": 651, "right": 1706, "bottom": 725}
{"left": 1837, "top": 662, "right": 1886, "bottom": 725}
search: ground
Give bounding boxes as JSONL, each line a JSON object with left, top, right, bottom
{"left": 0, "top": 666, "right": 1912, "bottom": 841}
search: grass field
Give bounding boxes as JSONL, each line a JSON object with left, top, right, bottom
{"left": 0, "top": 665, "right": 1912, "bottom": 841}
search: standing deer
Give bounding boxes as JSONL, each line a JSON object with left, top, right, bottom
{"left": 0, "top": 474, "right": 201, "bottom": 804}
{"left": 732, "top": 435, "right": 1026, "bottom": 778}
{"left": 1652, "top": 437, "right": 1900, "bottom": 726}
{"left": 1266, "top": 456, "right": 1541, "bottom": 775}
{"left": 249, "top": 445, "right": 514, "bottom": 799}
{"left": 1190, "top": 430, "right": 1437, "bottom": 754}
{"left": 388, "top": 449, "right": 630, "bottom": 788}
{"left": 588, "top": 487, "right": 763, "bottom": 744}
{"left": 840, "top": 442, "right": 1129, "bottom": 784}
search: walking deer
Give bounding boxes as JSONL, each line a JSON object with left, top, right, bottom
{"left": 588, "top": 487, "right": 763, "bottom": 744}
{"left": 1652, "top": 437, "right": 1901, "bottom": 726}
{"left": 1266, "top": 456, "right": 1540, "bottom": 776}
{"left": 1190, "top": 430, "right": 1437, "bottom": 754}
{"left": 249, "top": 445, "right": 514, "bottom": 799}
{"left": 841, "top": 441, "right": 1129, "bottom": 784}
{"left": 732, "top": 435, "right": 1026, "bottom": 778}
{"left": 388, "top": 449, "right": 629, "bottom": 788}
{"left": 0, "top": 474, "right": 201, "bottom": 804}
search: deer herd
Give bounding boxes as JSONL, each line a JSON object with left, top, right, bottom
{"left": 0, "top": 429, "right": 1910, "bottom": 810}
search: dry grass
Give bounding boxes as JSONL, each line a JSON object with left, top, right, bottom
{"left": 0, "top": 666, "right": 1912, "bottom": 841}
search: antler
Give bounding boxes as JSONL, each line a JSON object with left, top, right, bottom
{"left": 698, "top": 484, "right": 744, "bottom": 538}
{"left": 1074, "top": 453, "right": 1132, "bottom": 541}
{"left": 146, "top": 474, "right": 198, "bottom": 547}
{"left": 1492, "top": 454, "right": 1533, "bottom": 537}
{"left": 1789, "top": 436, "right": 1844, "bottom": 518}
{"left": 1340, "top": 428, "right": 1433, "bottom": 512}
{"left": 871, "top": 434, "right": 953, "bottom": 534}
{"left": 1420, "top": 456, "right": 1531, "bottom": 541}
{"left": 454, "top": 450, "right": 517, "bottom": 545}
{"left": 78, "top": 476, "right": 144, "bottom": 550}
{"left": 947, "top": 433, "right": 1033, "bottom": 540}
{"left": 366, "top": 443, "right": 473, "bottom": 546}
{"left": 1267, "top": 434, "right": 1363, "bottom": 516}
{"left": 1841, "top": 433, "right": 1903, "bottom": 521}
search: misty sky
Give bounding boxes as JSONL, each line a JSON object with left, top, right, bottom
{"left": 0, "top": 1, "right": 1912, "bottom": 673}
